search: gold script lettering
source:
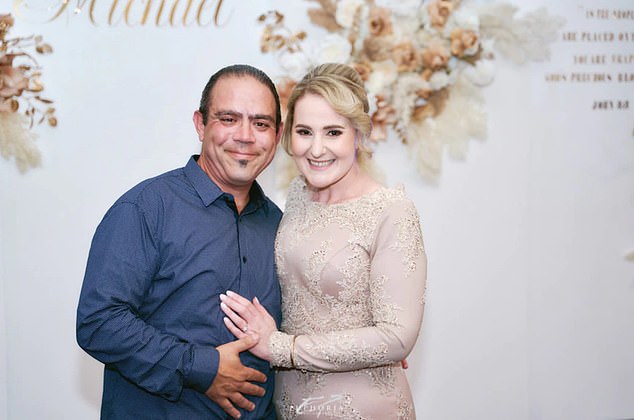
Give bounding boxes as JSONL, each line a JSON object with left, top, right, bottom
{"left": 45, "top": 0, "right": 98, "bottom": 24}
{"left": 109, "top": 0, "right": 123, "bottom": 26}
{"left": 181, "top": 0, "right": 196, "bottom": 26}
{"left": 124, "top": 0, "right": 153, "bottom": 26}
{"left": 13, "top": 0, "right": 230, "bottom": 28}
{"left": 197, "top": 0, "right": 229, "bottom": 27}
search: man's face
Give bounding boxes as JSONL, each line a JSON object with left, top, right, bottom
{"left": 193, "top": 76, "right": 280, "bottom": 195}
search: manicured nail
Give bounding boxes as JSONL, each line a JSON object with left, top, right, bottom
{"left": 219, "top": 293, "right": 226, "bottom": 301}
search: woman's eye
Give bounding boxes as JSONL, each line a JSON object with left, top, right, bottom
{"left": 296, "top": 129, "right": 311, "bottom": 136}
{"left": 327, "top": 129, "right": 342, "bottom": 137}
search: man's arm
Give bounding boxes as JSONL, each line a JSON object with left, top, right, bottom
{"left": 76, "top": 202, "right": 266, "bottom": 414}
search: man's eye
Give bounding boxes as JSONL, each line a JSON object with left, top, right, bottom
{"left": 254, "top": 121, "right": 272, "bottom": 129}
{"left": 220, "top": 117, "right": 236, "bottom": 123}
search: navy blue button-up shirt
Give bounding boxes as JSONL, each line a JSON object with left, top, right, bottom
{"left": 77, "top": 156, "right": 282, "bottom": 419}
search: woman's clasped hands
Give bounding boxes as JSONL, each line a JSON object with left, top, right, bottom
{"left": 220, "top": 291, "right": 277, "bottom": 362}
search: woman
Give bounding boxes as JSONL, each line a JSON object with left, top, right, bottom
{"left": 220, "top": 63, "right": 427, "bottom": 419}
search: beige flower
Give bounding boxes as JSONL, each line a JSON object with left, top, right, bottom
{"left": 365, "top": 60, "right": 398, "bottom": 98}
{"left": 368, "top": 7, "right": 393, "bottom": 37}
{"left": 362, "top": 36, "right": 392, "bottom": 62}
{"left": 370, "top": 95, "right": 396, "bottom": 141}
{"left": 412, "top": 103, "right": 434, "bottom": 121}
{"left": 0, "top": 14, "right": 14, "bottom": 38}
{"left": 0, "top": 65, "right": 29, "bottom": 99}
{"left": 0, "top": 53, "right": 14, "bottom": 66}
{"left": 258, "top": 11, "right": 305, "bottom": 54}
{"left": 416, "top": 86, "right": 432, "bottom": 100}
{"left": 427, "top": 0, "right": 454, "bottom": 30}
{"left": 351, "top": 61, "right": 372, "bottom": 81}
{"left": 260, "top": 27, "right": 287, "bottom": 53}
{"left": 28, "top": 76, "right": 44, "bottom": 92}
{"left": 412, "top": 88, "right": 449, "bottom": 121}
{"left": 450, "top": 28, "right": 479, "bottom": 57}
{"left": 276, "top": 77, "right": 296, "bottom": 120}
{"left": 392, "top": 41, "right": 420, "bottom": 72}
{"left": 335, "top": 0, "right": 365, "bottom": 29}
{"left": 0, "top": 98, "right": 18, "bottom": 112}
{"left": 421, "top": 42, "right": 450, "bottom": 71}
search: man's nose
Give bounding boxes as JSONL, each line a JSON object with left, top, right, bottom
{"left": 234, "top": 120, "right": 255, "bottom": 142}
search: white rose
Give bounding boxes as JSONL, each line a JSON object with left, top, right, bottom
{"left": 374, "top": 0, "right": 423, "bottom": 17}
{"left": 429, "top": 70, "right": 450, "bottom": 90}
{"left": 480, "top": 38, "right": 495, "bottom": 56}
{"left": 313, "top": 34, "right": 352, "bottom": 63}
{"left": 365, "top": 60, "right": 398, "bottom": 97}
{"left": 335, "top": 0, "right": 365, "bottom": 28}
{"left": 463, "top": 59, "right": 495, "bottom": 86}
{"left": 278, "top": 51, "right": 312, "bottom": 80}
{"left": 451, "top": 6, "right": 479, "bottom": 31}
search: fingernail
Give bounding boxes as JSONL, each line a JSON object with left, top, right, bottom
{"left": 226, "top": 290, "right": 235, "bottom": 296}
{"left": 219, "top": 293, "right": 226, "bottom": 301}
{"left": 220, "top": 302, "right": 227, "bottom": 310}
{"left": 254, "top": 296, "right": 259, "bottom": 304}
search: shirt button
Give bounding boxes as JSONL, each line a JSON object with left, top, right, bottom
{"left": 242, "top": 256, "right": 247, "bottom": 263}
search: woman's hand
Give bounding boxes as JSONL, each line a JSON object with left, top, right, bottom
{"left": 220, "top": 291, "right": 277, "bottom": 362}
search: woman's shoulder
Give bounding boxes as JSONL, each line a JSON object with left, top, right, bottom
{"left": 368, "top": 183, "right": 413, "bottom": 209}
{"left": 286, "top": 176, "right": 308, "bottom": 201}
{"left": 282, "top": 176, "right": 310, "bottom": 213}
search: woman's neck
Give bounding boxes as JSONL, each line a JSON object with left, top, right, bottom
{"left": 308, "top": 167, "right": 381, "bottom": 205}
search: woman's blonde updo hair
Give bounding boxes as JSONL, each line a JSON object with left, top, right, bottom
{"left": 281, "top": 63, "right": 374, "bottom": 168}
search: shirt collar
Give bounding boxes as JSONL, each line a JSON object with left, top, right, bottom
{"left": 184, "top": 155, "right": 269, "bottom": 212}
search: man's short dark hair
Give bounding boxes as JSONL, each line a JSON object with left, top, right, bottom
{"left": 198, "top": 64, "right": 281, "bottom": 131}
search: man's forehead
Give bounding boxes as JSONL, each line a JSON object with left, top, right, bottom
{"left": 209, "top": 76, "right": 275, "bottom": 112}
{"left": 212, "top": 75, "right": 269, "bottom": 96}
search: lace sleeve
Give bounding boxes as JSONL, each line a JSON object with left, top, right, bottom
{"left": 271, "top": 199, "right": 427, "bottom": 372}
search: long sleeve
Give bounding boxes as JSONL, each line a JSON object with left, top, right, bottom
{"left": 76, "top": 201, "right": 218, "bottom": 400}
{"left": 270, "top": 197, "right": 427, "bottom": 372}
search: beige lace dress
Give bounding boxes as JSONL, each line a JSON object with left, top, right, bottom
{"left": 269, "top": 176, "right": 427, "bottom": 419}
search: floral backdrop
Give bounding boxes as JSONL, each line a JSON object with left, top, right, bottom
{"left": 258, "top": 0, "right": 564, "bottom": 185}
{"left": 1, "top": 1, "right": 564, "bottom": 178}
{"left": 0, "top": 13, "right": 56, "bottom": 173}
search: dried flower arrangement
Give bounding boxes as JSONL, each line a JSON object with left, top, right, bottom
{"left": 258, "top": 0, "right": 564, "bottom": 185}
{"left": 0, "top": 13, "right": 56, "bottom": 173}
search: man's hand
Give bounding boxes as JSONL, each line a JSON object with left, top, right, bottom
{"left": 205, "top": 334, "right": 267, "bottom": 419}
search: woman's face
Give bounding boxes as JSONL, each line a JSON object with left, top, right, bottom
{"left": 290, "top": 93, "right": 358, "bottom": 192}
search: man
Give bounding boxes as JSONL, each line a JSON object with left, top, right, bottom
{"left": 76, "top": 64, "right": 283, "bottom": 419}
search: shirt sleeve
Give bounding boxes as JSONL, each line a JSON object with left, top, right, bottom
{"left": 269, "top": 199, "right": 427, "bottom": 371}
{"left": 76, "top": 201, "right": 218, "bottom": 400}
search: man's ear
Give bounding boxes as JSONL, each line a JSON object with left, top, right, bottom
{"left": 193, "top": 110, "right": 205, "bottom": 141}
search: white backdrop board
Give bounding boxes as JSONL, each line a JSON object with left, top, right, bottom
{"left": 1, "top": 0, "right": 633, "bottom": 419}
